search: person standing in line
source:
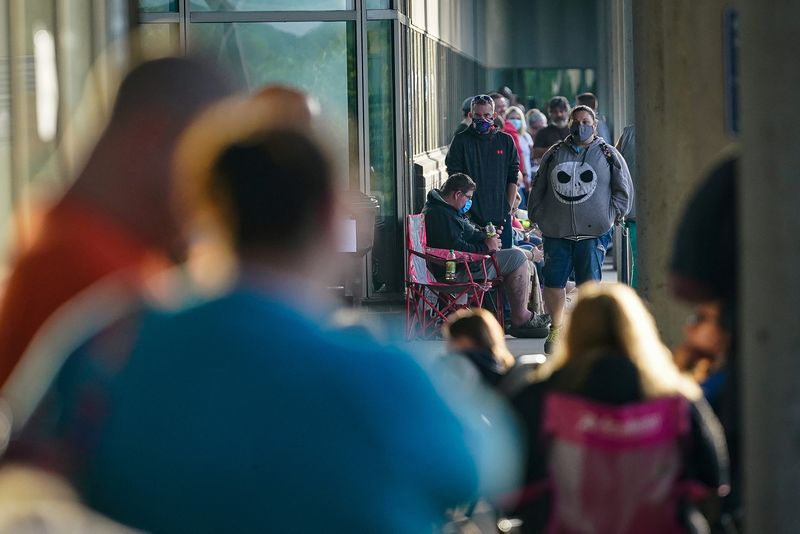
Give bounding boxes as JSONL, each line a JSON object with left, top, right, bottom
{"left": 532, "top": 96, "right": 571, "bottom": 161}
{"left": 576, "top": 92, "right": 612, "bottom": 143}
{"left": 506, "top": 106, "right": 533, "bottom": 205}
{"left": 446, "top": 95, "right": 520, "bottom": 250}
{"left": 454, "top": 96, "right": 474, "bottom": 138}
{"left": 527, "top": 105, "right": 633, "bottom": 354}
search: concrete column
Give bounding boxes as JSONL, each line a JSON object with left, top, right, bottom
{"left": 739, "top": 1, "right": 800, "bottom": 531}
{"left": 632, "top": 0, "right": 734, "bottom": 346}
{"left": 607, "top": 0, "right": 634, "bottom": 135}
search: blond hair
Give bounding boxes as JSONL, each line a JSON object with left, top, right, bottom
{"left": 444, "top": 308, "right": 515, "bottom": 371}
{"left": 504, "top": 106, "right": 527, "bottom": 134}
{"left": 538, "top": 283, "right": 701, "bottom": 401}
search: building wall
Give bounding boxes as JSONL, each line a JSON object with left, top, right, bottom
{"left": 485, "top": 0, "right": 598, "bottom": 69}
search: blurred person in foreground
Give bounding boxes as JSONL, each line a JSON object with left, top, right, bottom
{"left": 507, "top": 283, "right": 730, "bottom": 533}
{"left": 444, "top": 308, "right": 516, "bottom": 388}
{"left": 2, "top": 127, "right": 521, "bottom": 533}
{"left": 669, "top": 154, "right": 741, "bottom": 529}
{"left": 0, "top": 57, "right": 233, "bottom": 386}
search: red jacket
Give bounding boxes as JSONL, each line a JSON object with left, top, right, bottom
{"left": 503, "top": 121, "right": 525, "bottom": 176}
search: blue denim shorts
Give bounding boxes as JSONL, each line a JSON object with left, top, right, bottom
{"left": 542, "top": 232, "right": 610, "bottom": 288}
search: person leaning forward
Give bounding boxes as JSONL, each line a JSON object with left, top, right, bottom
{"left": 424, "top": 173, "right": 550, "bottom": 337}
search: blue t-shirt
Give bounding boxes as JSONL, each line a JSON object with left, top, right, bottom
{"left": 9, "top": 286, "right": 517, "bottom": 533}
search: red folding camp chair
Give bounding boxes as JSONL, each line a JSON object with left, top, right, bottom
{"left": 405, "top": 213, "right": 504, "bottom": 339}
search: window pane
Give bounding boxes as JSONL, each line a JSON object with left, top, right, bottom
{"left": 190, "top": 21, "right": 358, "bottom": 188}
{"left": 189, "top": 0, "right": 353, "bottom": 11}
{"left": 366, "top": 0, "right": 390, "bottom": 8}
{"left": 366, "top": 20, "right": 398, "bottom": 293}
{"left": 0, "top": 0, "right": 12, "bottom": 273}
{"left": 140, "top": 23, "right": 182, "bottom": 57}
{"left": 139, "top": 0, "right": 178, "bottom": 12}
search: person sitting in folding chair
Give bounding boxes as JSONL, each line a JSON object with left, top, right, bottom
{"left": 506, "top": 283, "right": 730, "bottom": 534}
{"left": 423, "top": 173, "right": 550, "bottom": 338}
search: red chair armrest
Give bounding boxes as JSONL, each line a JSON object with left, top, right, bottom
{"left": 425, "top": 247, "right": 490, "bottom": 262}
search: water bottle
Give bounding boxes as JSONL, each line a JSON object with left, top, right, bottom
{"left": 485, "top": 221, "right": 496, "bottom": 238}
{"left": 445, "top": 249, "right": 457, "bottom": 282}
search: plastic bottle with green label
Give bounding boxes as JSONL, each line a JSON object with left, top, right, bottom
{"left": 445, "top": 249, "right": 457, "bottom": 282}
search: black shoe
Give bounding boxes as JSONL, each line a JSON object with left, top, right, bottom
{"left": 507, "top": 315, "right": 550, "bottom": 339}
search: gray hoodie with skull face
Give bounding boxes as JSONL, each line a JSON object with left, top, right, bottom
{"left": 527, "top": 136, "right": 633, "bottom": 239}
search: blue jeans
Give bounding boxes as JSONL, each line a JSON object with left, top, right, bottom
{"left": 542, "top": 233, "right": 610, "bottom": 288}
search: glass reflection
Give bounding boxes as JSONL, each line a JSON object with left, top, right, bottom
{"left": 190, "top": 0, "right": 352, "bottom": 10}
{"left": 190, "top": 21, "right": 358, "bottom": 188}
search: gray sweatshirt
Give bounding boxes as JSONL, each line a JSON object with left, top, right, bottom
{"left": 527, "top": 137, "right": 633, "bottom": 239}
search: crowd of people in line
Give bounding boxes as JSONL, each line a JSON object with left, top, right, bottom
{"left": 434, "top": 88, "right": 633, "bottom": 353}
{"left": 0, "top": 58, "right": 741, "bottom": 533}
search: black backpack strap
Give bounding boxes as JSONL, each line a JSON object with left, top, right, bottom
{"left": 599, "top": 141, "right": 620, "bottom": 169}
{"left": 539, "top": 141, "right": 563, "bottom": 179}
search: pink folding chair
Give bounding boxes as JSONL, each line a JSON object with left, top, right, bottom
{"left": 536, "top": 392, "right": 704, "bottom": 534}
{"left": 405, "top": 214, "right": 504, "bottom": 339}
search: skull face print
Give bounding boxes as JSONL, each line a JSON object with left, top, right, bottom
{"left": 550, "top": 161, "right": 598, "bottom": 204}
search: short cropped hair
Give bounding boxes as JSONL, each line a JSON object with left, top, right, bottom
{"left": 569, "top": 105, "right": 597, "bottom": 123}
{"left": 526, "top": 108, "right": 547, "bottom": 126}
{"left": 576, "top": 92, "right": 598, "bottom": 110}
{"left": 461, "top": 96, "right": 474, "bottom": 117}
{"left": 211, "top": 130, "right": 333, "bottom": 253}
{"left": 442, "top": 173, "right": 476, "bottom": 195}
{"left": 548, "top": 96, "right": 570, "bottom": 112}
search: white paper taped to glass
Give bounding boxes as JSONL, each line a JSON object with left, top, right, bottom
{"left": 337, "top": 218, "right": 357, "bottom": 253}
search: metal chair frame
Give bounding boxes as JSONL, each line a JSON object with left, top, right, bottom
{"left": 405, "top": 213, "right": 504, "bottom": 339}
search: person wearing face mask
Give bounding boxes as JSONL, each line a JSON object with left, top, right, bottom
{"left": 446, "top": 95, "right": 521, "bottom": 253}
{"left": 532, "top": 96, "right": 572, "bottom": 161}
{"left": 505, "top": 106, "right": 533, "bottom": 204}
{"left": 423, "top": 173, "right": 551, "bottom": 337}
{"left": 527, "top": 105, "right": 634, "bottom": 354}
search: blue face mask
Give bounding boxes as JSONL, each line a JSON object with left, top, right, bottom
{"left": 509, "top": 118, "right": 522, "bottom": 130}
{"left": 459, "top": 197, "right": 472, "bottom": 214}
{"left": 472, "top": 117, "right": 493, "bottom": 134}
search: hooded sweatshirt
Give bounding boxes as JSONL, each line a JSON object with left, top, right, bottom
{"left": 422, "top": 189, "right": 489, "bottom": 279}
{"left": 445, "top": 125, "right": 520, "bottom": 227}
{"left": 527, "top": 136, "right": 633, "bottom": 239}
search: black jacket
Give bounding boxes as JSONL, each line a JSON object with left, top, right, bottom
{"left": 422, "top": 189, "right": 488, "bottom": 279}
{"left": 445, "top": 125, "right": 519, "bottom": 227}
{"left": 423, "top": 189, "right": 488, "bottom": 252}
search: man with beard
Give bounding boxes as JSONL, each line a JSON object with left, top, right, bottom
{"left": 532, "top": 96, "right": 571, "bottom": 161}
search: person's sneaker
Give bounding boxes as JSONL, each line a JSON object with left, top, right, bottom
{"left": 544, "top": 325, "right": 561, "bottom": 354}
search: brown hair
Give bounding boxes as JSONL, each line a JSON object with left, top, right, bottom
{"left": 444, "top": 308, "right": 515, "bottom": 371}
